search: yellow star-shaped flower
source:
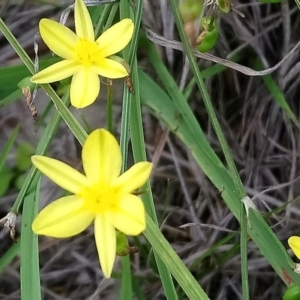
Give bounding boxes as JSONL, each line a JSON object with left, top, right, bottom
{"left": 289, "top": 236, "right": 300, "bottom": 259}
{"left": 31, "top": 0, "right": 134, "bottom": 108}
{"left": 31, "top": 129, "right": 152, "bottom": 278}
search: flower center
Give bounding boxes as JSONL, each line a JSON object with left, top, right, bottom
{"left": 78, "top": 183, "right": 119, "bottom": 214}
{"left": 75, "top": 38, "right": 102, "bottom": 66}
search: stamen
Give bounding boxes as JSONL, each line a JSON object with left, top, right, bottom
{"left": 75, "top": 38, "right": 101, "bottom": 66}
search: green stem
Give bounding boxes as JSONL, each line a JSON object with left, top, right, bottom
{"left": 107, "top": 79, "right": 113, "bottom": 133}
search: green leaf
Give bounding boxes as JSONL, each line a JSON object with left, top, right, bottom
{"left": 0, "top": 57, "right": 60, "bottom": 100}
{"left": 14, "top": 173, "right": 27, "bottom": 191}
{"left": 11, "top": 92, "right": 71, "bottom": 213}
{"left": 0, "top": 124, "right": 19, "bottom": 173}
{"left": 0, "top": 167, "right": 14, "bottom": 197}
{"left": 20, "top": 175, "right": 41, "bottom": 300}
{"left": 0, "top": 241, "right": 20, "bottom": 274}
{"left": 145, "top": 215, "right": 210, "bottom": 300}
{"left": 255, "top": 61, "right": 297, "bottom": 124}
{"left": 139, "top": 69, "right": 300, "bottom": 285}
{"left": 16, "top": 143, "right": 35, "bottom": 171}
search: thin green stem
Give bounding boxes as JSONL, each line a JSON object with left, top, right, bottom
{"left": 94, "top": 3, "right": 117, "bottom": 37}
{"left": 107, "top": 79, "right": 113, "bottom": 133}
{"left": 11, "top": 93, "right": 71, "bottom": 213}
{"left": 118, "top": 1, "right": 134, "bottom": 299}
{"left": 240, "top": 208, "right": 250, "bottom": 300}
{"left": 168, "top": 0, "right": 245, "bottom": 197}
{"left": 0, "top": 18, "right": 34, "bottom": 74}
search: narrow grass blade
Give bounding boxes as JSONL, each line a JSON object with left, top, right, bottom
{"left": 118, "top": 2, "right": 134, "bottom": 299}
{"left": 132, "top": 276, "right": 147, "bottom": 300}
{"left": 145, "top": 214, "right": 210, "bottom": 300}
{"left": 139, "top": 69, "right": 300, "bottom": 285}
{"left": 0, "top": 241, "right": 20, "bottom": 273}
{"left": 11, "top": 93, "right": 71, "bottom": 213}
{"left": 0, "top": 57, "right": 60, "bottom": 100}
{"left": 189, "top": 233, "right": 237, "bottom": 271}
{"left": 0, "top": 90, "right": 22, "bottom": 108}
{"left": 0, "top": 18, "right": 34, "bottom": 73}
{"left": 294, "top": 0, "right": 300, "bottom": 10}
{"left": 131, "top": 56, "right": 179, "bottom": 299}
{"left": 0, "top": 17, "right": 87, "bottom": 146}
{"left": 94, "top": 2, "right": 117, "bottom": 38}
{"left": 182, "top": 53, "right": 243, "bottom": 100}
{"left": 0, "top": 124, "right": 19, "bottom": 172}
{"left": 240, "top": 206, "right": 250, "bottom": 300}
{"left": 20, "top": 175, "right": 41, "bottom": 300}
{"left": 119, "top": 0, "right": 179, "bottom": 297}
{"left": 39, "top": 85, "right": 87, "bottom": 145}
{"left": 167, "top": 0, "right": 245, "bottom": 196}
{"left": 120, "top": 256, "right": 132, "bottom": 300}
{"left": 256, "top": 61, "right": 297, "bottom": 125}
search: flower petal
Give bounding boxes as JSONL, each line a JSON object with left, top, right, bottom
{"left": 31, "top": 60, "right": 79, "bottom": 84}
{"left": 110, "top": 194, "right": 146, "bottom": 235}
{"left": 289, "top": 236, "right": 300, "bottom": 259}
{"left": 70, "top": 66, "right": 100, "bottom": 108}
{"left": 32, "top": 155, "right": 90, "bottom": 194}
{"left": 94, "top": 58, "right": 128, "bottom": 78}
{"left": 75, "top": 0, "right": 94, "bottom": 41}
{"left": 114, "top": 162, "right": 152, "bottom": 193}
{"left": 32, "top": 195, "right": 95, "bottom": 237}
{"left": 39, "top": 19, "right": 78, "bottom": 60}
{"left": 96, "top": 19, "right": 134, "bottom": 57}
{"left": 94, "top": 215, "right": 116, "bottom": 278}
{"left": 82, "top": 129, "right": 121, "bottom": 184}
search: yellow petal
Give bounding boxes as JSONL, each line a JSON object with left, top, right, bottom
{"left": 31, "top": 60, "right": 79, "bottom": 84}
{"left": 96, "top": 19, "right": 134, "bottom": 57}
{"left": 288, "top": 236, "right": 300, "bottom": 259}
{"left": 39, "top": 19, "right": 78, "bottom": 60}
{"left": 114, "top": 162, "right": 152, "bottom": 193}
{"left": 32, "top": 195, "right": 95, "bottom": 237}
{"left": 82, "top": 129, "right": 121, "bottom": 184}
{"left": 94, "top": 58, "right": 128, "bottom": 78}
{"left": 70, "top": 67, "right": 100, "bottom": 108}
{"left": 31, "top": 155, "right": 90, "bottom": 194}
{"left": 94, "top": 215, "right": 116, "bottom": 278}
{"left": 110, "top": 194, "right": 146, "bottom": 235}
{"left": 75, "top": 0, "right": 94, "bottom": 41}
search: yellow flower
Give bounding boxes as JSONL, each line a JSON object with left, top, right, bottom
{"left": 31, "top": 0, "right": 134, "bottom": 108}
{"left": 289, "top": 236, "right": 300, "bottom": 259}
{"left": 31, "top": 129, "right": 152, "bottom": 278}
